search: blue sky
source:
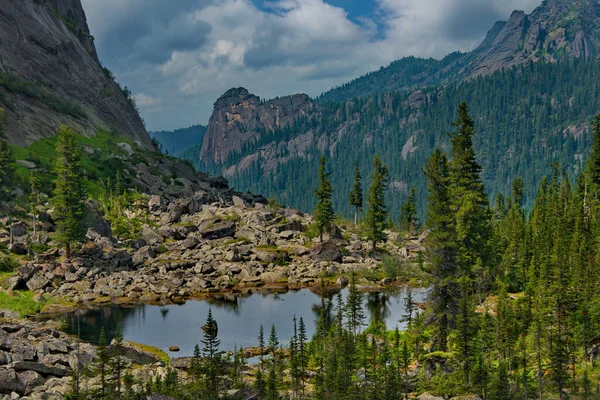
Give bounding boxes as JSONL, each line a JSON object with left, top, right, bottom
{"left": 81, "top": 0, "right": 541, "bottom": 131}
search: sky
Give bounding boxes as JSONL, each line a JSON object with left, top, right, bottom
{"left": 81, "top": 0, "right": 542, "bottom": 131}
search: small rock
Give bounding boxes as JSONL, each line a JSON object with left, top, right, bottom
{"left": 168, "top": 346, "right": 180, "bottom": 352}
{"left": 16, "top": 160, "right": 37, "bottom": 169}
{"left": 8, "top": 243, "right": 28, "bottom": 255}
{"left": 336, "top": 276, "right": 349, "bottom": 287}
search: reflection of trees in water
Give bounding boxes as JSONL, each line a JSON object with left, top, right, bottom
{"left": 205, "top": 293, "right": 242, "bottom": 314}
{"left": 61, "top": 305, "right": 139, "bottom": 344}
{"left": 366, "top": 292, "right": 391, "bottom": 329}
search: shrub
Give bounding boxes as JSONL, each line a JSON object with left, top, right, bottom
{"left": 0, "top": 255, "right": 18, "bottom": 272}
{"left": 382, "top": 255, "right": 403, "bottom": 278}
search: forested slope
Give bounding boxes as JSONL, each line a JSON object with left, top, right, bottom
{"left": 193, "top": 60, "right": 599, "bottom": 220}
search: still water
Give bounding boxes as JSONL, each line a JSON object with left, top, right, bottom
{"left": 59, "top": 286, "right": 427, "bottom": 358}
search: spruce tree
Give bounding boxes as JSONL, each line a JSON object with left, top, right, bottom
{"left": 314, "top": 155, "right": 335, "bottom": 242}
{"left": 112, "top": 326, "right": 124, "bottom": 399}
{"left": 52, "top": 125, "right": 87, "bottom": 259}
{"left": 586, "top": 114, "right": 600, "bottom": 190}
{"left": 349, "top": 161, "right": 363, "bottom": 224}
{"left": 365, "top": 155, "right": 389, "bottom": 250}
{"left": 267, "top": 325, "right": 280, "bottom": 400}
{"left": 345, "top": 272, "right": 365, "bottom": 337}
{"left": 29, "top": 174, "right": 41, "bottom": 243}
{"left": 298, "top": 317, "right": 308, "bottom": 399}
{"left": 400, "top": 188, "right": 418, "bottom": 234}
{"left": 0, "top": 139, "right": 15, "bottom": 202}
{"left": 201, "top": 309, "right": 221, "bottom": 398}
{"left": 424, "top": 149, "right": 457, "bottom": 352}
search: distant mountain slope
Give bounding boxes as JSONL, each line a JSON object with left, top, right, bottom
{"left": 320, "top": 0, "right": 600, "bottom": 103}
{"left": 150, "top": 125, "right": 206, "bottom": 156}
{"left": 0, "top": 0, "right": 154, "bottom": 149}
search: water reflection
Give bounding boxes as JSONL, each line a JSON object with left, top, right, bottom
{"left": 58, "top": 286, "right": 427, "bottom": 357}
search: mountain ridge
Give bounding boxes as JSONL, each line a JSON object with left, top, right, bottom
{"left": 0, "top": 0, "right": 154, "bottom": 150}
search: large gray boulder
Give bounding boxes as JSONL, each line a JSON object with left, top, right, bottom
{"left": 200, "top": 221, "right": 236, "bottom": 240}
{"left": 26, "top": 274, "right": 50, "bottom": 292}
{"left": 0, "top": 368, "right": 24, "bottom": 394}
{"left": 310, "top": 242, "right": 342, "bottom": 263}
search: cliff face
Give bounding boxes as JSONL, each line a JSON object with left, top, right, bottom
{"left": 0, "top": 0, "right": 154, "bottom": 149}
{"left": 321, "top": 0, "right": 600, "bottom": 102}
{"left": 200, "top": 88, "right": 313, "bottom": 164}
{"left": 468, "top": 0, "right": 600, "bottom": 77}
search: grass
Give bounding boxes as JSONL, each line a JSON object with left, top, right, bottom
{"left": 0, "top": 290, "right": 51, "bottom": 317}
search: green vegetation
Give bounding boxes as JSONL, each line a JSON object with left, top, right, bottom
{"left": 365, "top": 155, "right": 389, "bottom": 249}
{"left": 0, "top": 71, "right": 86, "bottom": 119}
{"left": 348, "top": 161, "right": 363, "bottom": 225}
{"left": 313, "top": 156, "right": 335, "bottom": 241}
{"left": 52, "top": 125, "right": 87, "bottom": 259}
{"left": 0, "top": 290, "right": 50, "bottom": 317}
{"left": 215, "top": 60, "right": 600, "bottom": 221}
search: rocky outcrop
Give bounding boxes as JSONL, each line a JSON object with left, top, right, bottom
{"left": 468, "top": 0, "right": 600, "bottom": 77}
{"left": 0, "top": 0, "right": 154, "bottom": 149}
{"left": 200, "top": 88, "right": 314, "bottom": 164}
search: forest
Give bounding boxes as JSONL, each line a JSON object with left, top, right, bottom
{"left": 62, "top": 103, "right": 600, "bottom": 399}
{"left": 194, "top": 59, "right": 600, "bottom": 223}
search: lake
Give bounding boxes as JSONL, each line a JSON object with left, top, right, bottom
{"left": 58, "top": 286, "right": 428, "bottom": 358}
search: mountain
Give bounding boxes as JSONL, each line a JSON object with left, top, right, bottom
{"left": 193, "top": 0, "right": 600, "bottom": 218}
{"left": 150, "top": 124, "right": 207, "bottom": 156}
{"left": 199, "top": 88, "right": 314, "bottom": 165}
{"left": 0, "top": 0, "right": 153, "bottom": 150}
{"left": 321, "top": 0, "right": 600, "bottom": 102}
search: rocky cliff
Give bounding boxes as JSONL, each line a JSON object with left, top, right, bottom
{"left": 321, "top": 0, "right": 600, "bottom": 102}
{"left": 200, "top": 88, "right": 314, "bottom": 164}
{"left": 0, "top": 0, "right": 154, "bottom": 149}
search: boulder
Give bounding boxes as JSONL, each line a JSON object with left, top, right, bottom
{"left": 200, "top": 221, "right": 236, "bottom": 240}
{"left": 9, "top": 223, "right": 26, "bottom": 238}
{"left": 16, "top": 160, "right": 37, "bottom": 169}
{"left": 131, "top": 238, "right": 148, "bottom": 250}
{"left": 18, "top": 370, "right": 44, "bottom": 392}
{"left": 83, "top": 200, "right": 112, "bottom": 238}
{"left": 148, "top": 195, "right": 166, "bottom": 214}
{"left": 8, "top": 243, "right": 28, "bottom": 256}
{"left": 417, "top": 394, "right": 445, "bottom": 400}
{"left": 11, "top": 361, "right": 70, "bottom": 377}
{"left": 26, "top": 274, "right": 50, "bottom": 292}
{"left": 0, "top": 368, "right": 24, "bottom": 394}
{"left": 141, "top": 227, "right": 164, "bottom": 245}
{"left": 111, "top": 340, "right": 164, "bottom": 365}
{"left": 132, "top": 246, "right": 156, "bottom": 266}
{"left": 161, "top": 204, "right": 183, "bottom": 225}
{"left": 418, "top": 228, "right": 431, "bottom": 244}
{"left": 232, "top": 196, "right": 247, "bottom": 209}
{"left": 5, "top": 276, "right": 25, "bottom": 291}
{"left": 80, "top": 241, "right": 102, "bottom": 257}
{"left": 310, "top": 242, "right": 342, "bottom": 263}
{"left": 336, "top": 276, "right": 349, "bottom": 287}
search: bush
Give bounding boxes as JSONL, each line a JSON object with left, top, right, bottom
{"left": 0, "top": 255, "right": 18, "bottom": 272}
{"left": 381, "top": 255, "right": 404, "bottom": 278}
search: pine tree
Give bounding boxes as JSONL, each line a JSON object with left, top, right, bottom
{"left": 314, "top": 155, "right": 335, "bottom": 242}
{"left": 0, "top": 139, "right": 15, "bottom": 202}
{"left": 52, "top": 125, "right": 87, "bottom": 259}
{"left": 298, "top": 317, "right": 308, "bottom": 399}
{"left": 97, "top": 328, "right": 109, "bottom": 399}
{"left": 255, "top": 325, "right": 266, "bottom": 397}
{"left": 29, "top": 174, "right": 42, "bottom": 243}
{"left": 201, "top": 309, "right": 221, "bottom": 398}
{"left": 345, "top": 272, "right": 365, "bottom": 337}
{"left": 365, "top": 155, "right": 389, "bottom": 250}
{"left": 400, "top": 188, "right": 419, "bottom": 234}
{"left": 349, "top": 161, "right": 363, "bottom": 224}
{"left": 112, "top": 326, "right": 124, "bottom": 400}
{"left": 267, "top": 325, "right": 280, "bottom": 400}
{"left": 586, "top": 114, "right": 600, "bottom": 191}
{"left": 424, "top": 149, "right": 457, "bottom": 352}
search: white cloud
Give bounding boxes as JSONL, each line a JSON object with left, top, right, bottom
{"left": 82, "top": 0, "right": 543, "bottom": 131}
{"left": 134, "top": 93, "right": 162, "bottom": 109}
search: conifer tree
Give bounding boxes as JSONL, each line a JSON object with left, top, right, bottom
{"left": 0, "top": 139, "right": 15, "bottom": 202}
{"left": 267, "top": 325, "right": 280, "bottom": 400}
{"left": 298, "top": 317, "right": 308, "bottom": 399}
{"left": 97, "top": 328, "right": 109, "bottom": 399}
{"left": 424, "top": 149, "right": 457, "bottom": 352}
{"left": 365, "top": 155, "right": 389, "bottom": 249}
{"left": 586, "top": 114, "right": 600, "bottom": 190}
{"left": 112, "top": 326, "right": 124, "bottom": 399}
{"left": 349, "top": 161, "right": 363, "bottom": 224}
{"left": 52, "top": 125, "right": 87, "bottom": 259}
{"left": 314, "top": 155, "right": 335, "bottom": 242}
{"left": 255, "top": 325, "right": 266, "bottom": 397}
{"left": 400, "top": 188, "right": 418, "bottom": 234}
{"left": 29, "top": 174, "right": 42, "bottom": 243}
{"left": 345, "top": 272, "right": 365, "bottom": 337}
{"left": 201, "top": 309, "right": 221, "bottom": 398}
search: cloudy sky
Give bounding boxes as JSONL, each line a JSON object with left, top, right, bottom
{"left": 81, "top": 0, "right": 541, "bottom": 131}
